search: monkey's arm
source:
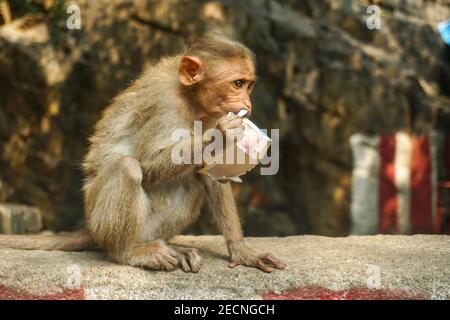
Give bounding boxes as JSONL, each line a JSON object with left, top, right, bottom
{"left": 138, "top": 134, "right": 209, "bottom": 186}
{"left": 203, "top": 179, "right": 243, "bottom": 242}
{"left": 203, "top": 179, "right": 286, "bottom": 273}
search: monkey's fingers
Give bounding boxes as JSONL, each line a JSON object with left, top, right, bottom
{"left": 255, "top": 259, "right": 272, "bottom": 273}
{"left": 217, "top": 114, "right": 234, "bottom": 128}
{"left": 176, "top": 248, "right": 202, "bottom": 273}
{"left": 226, "top": 127, "right": 244, "bottom": 139}
{"left": 260, "top": 254, "right": 287, "bottom": 270}
{"left": 228, "top": 259, "right": 272, "bottom": 273}
{"left": 179, "top": 255, "right": 191, "bottom": 273}
{"left": 226, "top": 117, "right": 243, "bottom": 130}
{"left": 218, "top": 115, "right": 242, "bottom": 132}
{"left": 187, "top": 250, "right": 202, "bottom": 273}
{"left": 156, "top": 254, "right": 178, "bottom": 271}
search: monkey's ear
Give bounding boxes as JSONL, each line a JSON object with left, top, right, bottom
{"left": 179, "top": 56, "right": 204, "bottom": 86}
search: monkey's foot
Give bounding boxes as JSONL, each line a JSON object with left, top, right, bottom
{"left": 125, "top": 240, "right": 179, "bottom": 271}
{"left": 173, "top": 247, "right": 203, "bottom": 273}
{"left": 228, "top": 241, "right": 287, "bottom": 273}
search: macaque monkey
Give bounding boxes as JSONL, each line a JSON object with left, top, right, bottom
{"left": 0, "top": 34, "right": 286, "bottom": 273}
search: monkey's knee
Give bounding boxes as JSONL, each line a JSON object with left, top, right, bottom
{"left": 119, "top": 156, "right": 143, "bottom": 184}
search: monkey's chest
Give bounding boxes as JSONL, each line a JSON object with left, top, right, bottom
{"left": 139, "top": 177, "right": 204, "bottom": 242}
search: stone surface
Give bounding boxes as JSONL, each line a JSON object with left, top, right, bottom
{"left": 0, "top": 203, "right": 43, "bottom": 234}
{"left": 0, "top": 1, "right": 449, "bottom": 235}
{"left": 0, "top": 235, "right": 449, "bottom": 299}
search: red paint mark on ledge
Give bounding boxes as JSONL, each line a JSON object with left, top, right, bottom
{"left": 262, "top": 286, "right": 425, "bottom": 300}
{"left": 0, "top": 285, "right": 84, "bottom": 300}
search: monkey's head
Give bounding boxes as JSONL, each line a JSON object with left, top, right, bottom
{"left": 178, "top": 34, "right": 256, "bottom": 118}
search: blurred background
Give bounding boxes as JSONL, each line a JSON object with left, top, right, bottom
{"left": 0, "top": 0, "right": 449, "bottom": 237}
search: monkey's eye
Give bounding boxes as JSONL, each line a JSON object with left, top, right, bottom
{"left": 233, "top": 80, "right": 244, "bottom": 89}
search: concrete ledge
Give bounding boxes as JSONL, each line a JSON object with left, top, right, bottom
{"left": 0, "top": 203, "right": 43, "bottom": 234}
{"left": 0, "top": 235, "right": 449, "bottom": 299}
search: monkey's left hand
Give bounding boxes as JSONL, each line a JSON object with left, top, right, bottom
{"left": 227, "top": 241, "right": 287, "bottom": 273}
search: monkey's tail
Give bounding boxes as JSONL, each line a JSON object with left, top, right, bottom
{"left": 0, "top": 229, "right": 96, "bottom": 251}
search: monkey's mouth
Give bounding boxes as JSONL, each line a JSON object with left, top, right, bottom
{"left": 227, "top": 105, "right": 251, "bottom": 116}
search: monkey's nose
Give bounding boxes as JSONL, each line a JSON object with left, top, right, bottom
{"left": 244, "top": 102, "right": 252, "bottom": 116}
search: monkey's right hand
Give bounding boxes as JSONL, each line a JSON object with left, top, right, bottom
{"left": 216, "top": 113, "right": 244, "bottom": 142}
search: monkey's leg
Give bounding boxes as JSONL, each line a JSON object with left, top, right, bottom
{"left": 203, "top": 178, "right": 286, "bottom": 273}
{"left": 85, "top": 156, "right": 186, "bottom": 271}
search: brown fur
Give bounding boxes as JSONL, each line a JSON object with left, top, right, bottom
{"left": 0, "top": 34, "right": 286, "bottom": 273}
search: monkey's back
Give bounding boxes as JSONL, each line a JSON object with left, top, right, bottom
{"left": 82, "top": 56, "right": 205, "bottom": 239}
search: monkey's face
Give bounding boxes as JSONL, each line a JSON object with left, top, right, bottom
{"left": 179, "top": 55, "right": 255, "bottom": 118}
{"left": 199, "top": 58, "right": 255, "bottom": 118}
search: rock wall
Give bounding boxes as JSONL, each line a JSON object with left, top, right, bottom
{"left": 0, "top": 0, "right": 449, "bottom": 235}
